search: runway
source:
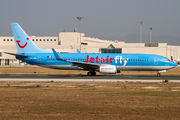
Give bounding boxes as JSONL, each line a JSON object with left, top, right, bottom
{"left": 0, "top": 74, "right": 180, "bottom": 82}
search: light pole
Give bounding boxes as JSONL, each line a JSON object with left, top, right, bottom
{"left": 140, "top": 22, "right": 143, "bottom": 43}
{"left": 77, "top": 17, "right": 83, "bottom": 51}
{"left": 150, "top": 28, "right": 152, "bottom": 43}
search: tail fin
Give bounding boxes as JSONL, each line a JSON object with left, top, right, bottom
{"left": 11, "top": 23, "right": 50, "bottom": 53}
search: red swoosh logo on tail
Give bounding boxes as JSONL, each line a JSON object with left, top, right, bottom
{"left": 16, "top": 40, "right": 27, "bottom": 48}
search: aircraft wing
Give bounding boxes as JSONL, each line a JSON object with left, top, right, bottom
{"left": 4, "top": 52, "right": 28, "bottom": 57}
{"left": 52, "top": 48, "right": 99, "bottom": 70}
{"left": 70, "top": 61, "right": 99, "bottom": 70}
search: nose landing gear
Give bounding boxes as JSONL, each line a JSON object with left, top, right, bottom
{"left": 157, "top": 73, "right": 161, "bottom": 77}
{"left": 157, "top": 70, "right": 166, "bottom": 77}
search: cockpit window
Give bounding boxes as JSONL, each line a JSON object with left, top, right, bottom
{"left": 163, "top": 59, "right": 170, "bottom": 61}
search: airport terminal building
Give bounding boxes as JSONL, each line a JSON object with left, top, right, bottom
{"left": 0, "top": 32, "right": 180, "bottom": 66}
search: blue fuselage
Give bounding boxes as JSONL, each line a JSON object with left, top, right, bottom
{"left": 16, "top": 53, "right": 177, "bottom": 71}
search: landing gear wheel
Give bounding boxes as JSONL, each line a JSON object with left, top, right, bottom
{"left": 87, "top": 71, "right": 96, "bottom": 76}
{"left": 87, "top": 72, "right": 91, "bottom": 76}
{"left": 157, "top": 73, "right": 161, "bottom": 77}
{"left": 92, "top": 72, "right": 96, "bottom": 76}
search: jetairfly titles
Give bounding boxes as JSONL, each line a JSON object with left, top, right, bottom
{"left": 83, "top": 55, "right": 128, "bottom": 66}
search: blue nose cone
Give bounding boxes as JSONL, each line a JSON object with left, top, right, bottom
{"left": 171, "top": 61, "right": 177, "bottom": 67}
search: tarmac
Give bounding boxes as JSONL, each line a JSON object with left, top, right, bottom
{"left": 0, "top": 74, "right": 180, "bottom": 82}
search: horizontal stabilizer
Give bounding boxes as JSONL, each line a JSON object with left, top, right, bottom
{"left": 4, "top": 52, "right": 28, "bottom": 57}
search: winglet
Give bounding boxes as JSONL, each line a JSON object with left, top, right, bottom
{"left": 77, "top": 49, "right": 81, "bottom": 53}
{"left": 52, "top": 48, "right": 62, "bottom": 60}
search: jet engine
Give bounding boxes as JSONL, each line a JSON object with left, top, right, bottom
{"left": 99, "top": 65, "right": 120, "bottom": 74}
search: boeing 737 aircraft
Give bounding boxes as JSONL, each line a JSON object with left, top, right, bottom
{"left": 5, "top": 23, "right": 177, "bottom": 76}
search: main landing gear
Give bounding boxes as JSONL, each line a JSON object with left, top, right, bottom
{"left": 157, "top": 73, "right": 161, "bottom": 77}
{"left": 87, "top": 70, "right": 96, "bottom": 76}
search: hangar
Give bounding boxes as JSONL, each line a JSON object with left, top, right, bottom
{"left": 0, "top": 32, "right": 180, "bottom": 66}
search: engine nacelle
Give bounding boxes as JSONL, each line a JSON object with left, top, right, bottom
{"left": 99, "top": 65, "right": 120, "bottom": 74}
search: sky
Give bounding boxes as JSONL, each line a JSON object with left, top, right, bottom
{"left": 0, "top": 0, "right": 180, "bottom": 44}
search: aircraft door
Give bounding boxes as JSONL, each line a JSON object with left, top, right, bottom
{"left": 37, "top": 56, "right": 41, "bottom": 64}
{"left": 154, "top": 57, "right": 158, "bottom": 65}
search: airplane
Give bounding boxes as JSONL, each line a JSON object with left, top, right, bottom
{"left": 4, "top": 23, "right": 177, "bottom": 76}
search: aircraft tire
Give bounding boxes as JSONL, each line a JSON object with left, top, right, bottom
{"left": 92, "top": 72, "right": 96, "bottom": 76}
{"left": 87, "top": 72, "right": 91, "bottom": 76}
{"left": 157, "top": 73, "right": 161, "bottom": 77}
{"left": 87, "top": 72, "right": 96, "bottom": 76}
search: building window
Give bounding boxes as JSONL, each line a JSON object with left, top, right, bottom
{"left": 50, "top": 39, "right": 52, "bottom": 41}
{"left": 3, "top": 39, "right": 5, "bottom": 41}
{"left": 7, "top": 39, "right": 9, "bottom": 41}
{"left": 40, "top": 39, "right": 41, "bottom": 41}
{"left": 0, "top": 52, "right": 2, "bottom": 57}
{"left": 5, "top": 59, "right": 9, "bottom": 65}
{"left": 11, "top": 39, "right": 13, "bottom": 41}
{"left": 36, "top": 39, "right": 38, "bottom": 41}
{"left": 43, "top": 39, "right": 45, "bottom": 41}
{"left": 54, "top": 39, "right": 56, "bottom": 41}
{"left": 58, "top": 41, "right": 61, "bottom": 45}
{"left": 47, "top": 39, "right": 49, "bottom": 41}
{"left": 32, "top": 39, "right": 34, "bottom": 41}
{"left": 81, "top": 42, "right": 88, "bottom": 45}
{"left": 101, "top": 44, "right": 122, "bottom": 53}
{"left": 145, "top": 43, "right": 158, "bottom": 47}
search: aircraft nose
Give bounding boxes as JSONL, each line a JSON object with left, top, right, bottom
{"left": 171, "top": 61, "right": 177, "bottom": 67}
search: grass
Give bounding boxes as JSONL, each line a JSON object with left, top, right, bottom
{"left": 0, "top": 66, "right": 180, "bottom": 119}
{"left": 123, "top": 84, "right": 127, "bottom": 89}
{"left": 164, "top": 79, "right": 169, "bottom": 82}
{"left": 7, "top": 83, "right": 10, "bottom": 87}
{"left": 140, "top": 87, "right": 146, "bottom": 91}
{"left": 0, "top": 84, "right": 180, "bottom": 120}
